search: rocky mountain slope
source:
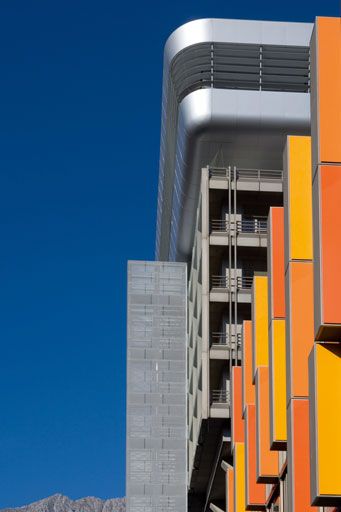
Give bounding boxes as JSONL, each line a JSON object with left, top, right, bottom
{"left": 1, "top": 494, "right": 125, "bottom": 512}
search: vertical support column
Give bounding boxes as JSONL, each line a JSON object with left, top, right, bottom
{"left": 233, "top": 165, "right": 238, "bottom": 366}
{"left": 201, "top": 167, "right": 210, "bottom": 420}
{"left": 228, "top": 165, "right": 233, "bottom": 376}
{"left": 283, "top": 135, "right": 314, "bottom": 511}
{"left": 231, "top": 367, "right": 244, "bottom": 448}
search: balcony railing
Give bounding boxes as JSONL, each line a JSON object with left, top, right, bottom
{"left": 211, "top": 275, "right": 253, "bottom": 290}
{"left": 210, "top": 218, "right": 267, "bottom": 234}
{"left": 210, "top": 219, "right": 231, "bottom": 232}
{"left": 237, "top": 168, "right": 283, "bottom": 181}
{"left": 209, "top": 166, "right": 283, "bottom": 181}
{"left": 236, "top": 218, "right": 267, "bottom": 233}
{"left": 209, "top": 167, "right": 230, "bottom": 179}
{"left": 211, "top": 332, "right": 242, "bottom": 347}
{"left": 211, "top": 389, "right": 230, "bottom": 405}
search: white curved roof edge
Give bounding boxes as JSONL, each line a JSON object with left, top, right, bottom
{"left": 164, "top": 18, "right": 314, "bottom": 70}
{"left": 171, "top": 88, "right": 311, "bottom": 261}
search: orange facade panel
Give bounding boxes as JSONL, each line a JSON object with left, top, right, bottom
{"left": 227, "top": 467, "right": 235, "bottom": 512}
{"left": 310, "top": 17, "right": 341, "bottom": 168}
{"left": 311, "top": 16, "right": 341, "bottom": 341}
{"left": 287, "top": 399, "right": 315, "bottom": 512}
{"left": 268, "top": 207, "right": 285, "bottom": 320}
{"left": 269, "top": 319, "right": 287, "bottom": 450}
{"left": 285, "top": 261, "right": 314, "bottom": 401}
{"left": 255, "top": 367, "right": 279, "bottom": 483}
{"left": 232, "top": 366, "right": 244, "bottom": 446}
{"left": 313, "top": 165, "right": 341, "bottom": 340}
{"left": 244, "top": 404, "right": 266, "bottom": 510}
{"left": 242, "top": 320, "right": 255, "bottom": 415}
{"left": 309, "top": 343, "right": 341, "bottom": 506}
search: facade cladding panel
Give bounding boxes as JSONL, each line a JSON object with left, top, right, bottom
{"left": 252, "top": 276, "right": 269, "bottom": 381}
{"left": 311, "top": 17, "right": 341, "bottom": 341}
{"left": 242, "top": 320, "right": 255, "bottom": 416}
{"left": 244, "top": 404, "right": 266, "bottom": 509}
{"left": 268, "top": 207, "right": 287, "bottom": 450}
{"left": 126, "top": 261, "right": 187, "bottom": 512}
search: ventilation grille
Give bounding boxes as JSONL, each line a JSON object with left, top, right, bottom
{"left": 171, "top": 42, "right": 310, "bottom": 102}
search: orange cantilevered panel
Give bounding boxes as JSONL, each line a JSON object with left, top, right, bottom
{"left": 242, "top": 320, "right": 255, "bottom": 416}
{"left": 227, "top": 467, "right": 235, "bottom": 512}
{"left": 312, "top": 165, "right": 341, "bottom": 340}
{"left": 232, "top": 367, "right": 244, "bottom": 447}
{"left": 244, "top": 404, "right": 266, "bottom": 510}
{"left": 234, "top": 442, "right": 246, "bottom": 512}
{"left": 255, "top": 367, "right": 279, "bottom": 483}
{"left": 269, "top": 319, "right": 287, "bottom": 450}
{"left": 309, "top": 343, "right": 341, "bottom": 505}
{"left": 285, "top": 261, "right": 314, "bottom": 401}
{"left": 267, "top": 207, "right": 285, "bottom": 320}
{"left": 310, "top": 16, "right": 341, "bottom": 341}
{"left": 252, "top": 276, "right": 269, "bottom": 382}
{"left": 287, "top": 398, "right": 314, "bottom": 512}
{"left": 310, "top": 17, "right": 341, "bottom": 168}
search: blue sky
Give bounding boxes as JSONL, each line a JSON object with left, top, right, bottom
{"left": 0, "top": 0, "right": 339, "bottom": 507}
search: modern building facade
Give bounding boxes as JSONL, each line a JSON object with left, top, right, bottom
{"left": 126, "top": 15, "right": 341, "bottom": 512}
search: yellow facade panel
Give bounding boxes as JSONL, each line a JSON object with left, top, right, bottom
{"left": 284, "top": 136, "right": 313, "bottom": 262}
{"left": 269, "top": 319, "right": 287, "bottom": 449}
{"left": 309, "top": 343, "right": 341, "bottom": 505}
{"left": 252, "top": 276, "right": 269, "bottom": 381}
{"left": 234, "top": 442, "right": 246, "bottom": 512}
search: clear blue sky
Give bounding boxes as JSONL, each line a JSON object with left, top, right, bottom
{"left": 0, "top": 0, "right": 339, "bottom": 507}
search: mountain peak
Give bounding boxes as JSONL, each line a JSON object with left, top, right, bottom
{"left": 1, "top": 495, "right": 126, "bottom": 512}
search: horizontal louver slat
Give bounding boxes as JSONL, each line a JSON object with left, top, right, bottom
{"left": 170, "top": 41, "right": 310, "bottom": 101}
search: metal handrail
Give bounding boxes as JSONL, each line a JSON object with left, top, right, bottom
{"left": 211, "top": 275, "right": 230, "bottom": 288}
{"left": 237, "top": 276, "right": 253, "bottom": 289}
{"left": 237, "top": 168, "right": 283, "bottom": 181}
{"left": 210, "top": 275, "right": 253, "bottom": 289}
{"left": 209, "top": 167, "right": 282, "bottom": 181}
{"left": 236, "top": 219, "right": 267, "bottom": 234}
{"left": 209, "top": 167, "right": 230, "bottom": 179}
{"left": 210, "top": 219, "right": 234, "bottom": 232}
{"left": 210, "top": 218, "right": 267, "bottom": 234}
{"left": 211, "top": 389, "right": 230, "bottom": 404}
{"left": 211, "top": 332, "right": 242, "bottom": 346}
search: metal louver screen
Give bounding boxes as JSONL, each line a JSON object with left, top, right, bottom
{"left": 170, "top": 42, "right": 310, "bottom": 102}
{"left": 126, "top": 261, "right": 187, "bottom": 512}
